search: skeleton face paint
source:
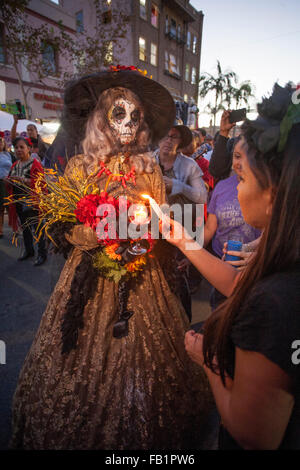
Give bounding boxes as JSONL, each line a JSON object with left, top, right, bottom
{"left": 108, "top": 98, "right": 141, "bottom": 144}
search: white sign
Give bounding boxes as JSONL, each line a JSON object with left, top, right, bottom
{"left": 0, "top": 340, "right": 6, "bottom": 365}
{"left": 0, "top": 80, "right": 6, "bottom": 104}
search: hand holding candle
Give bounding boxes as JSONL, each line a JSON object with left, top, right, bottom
{"left": 142, "top": 193, "right": 174, "bottom": 240}
{"left": 141, "top": 194, "right": 166, "bottom": 221}
{"left": 142, "top": 194, "right": 196, "bottom": 250}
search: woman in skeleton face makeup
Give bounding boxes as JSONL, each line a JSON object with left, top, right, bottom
{"left": 82, "top": 87, "right": 155, "bottom": 176}
{"left": 108, "top": 97, "right": 140, "bottom": 143}
{"left": 11, "top": 70, "right": 213, "bottom": 450}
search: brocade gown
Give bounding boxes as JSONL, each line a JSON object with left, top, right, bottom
{"left": 11, "top": 155, "right": 213, "bottom": 450}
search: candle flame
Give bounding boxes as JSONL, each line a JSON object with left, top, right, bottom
{"left": 141, "top": 194, "right": 165, "bottom": 220}
{"left": 132, "top": 204, "right": 149, "bottom": 224}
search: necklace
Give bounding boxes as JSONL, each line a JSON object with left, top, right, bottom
{"left": 96, "top": 154, "right": 136, "bottom": 189}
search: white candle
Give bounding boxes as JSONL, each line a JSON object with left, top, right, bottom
{"left": 142, "top": 194, "right": 165, "bottom": 220}
{"left": 132, "top": 205, "right": 149, "bottom": 224}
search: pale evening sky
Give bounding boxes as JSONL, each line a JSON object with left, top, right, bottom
{"left": 190, "top": 0, "right": 300, "bottom": 126}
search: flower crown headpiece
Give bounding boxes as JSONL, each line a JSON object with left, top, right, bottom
{"left": 109, "top": 65, "right": 153, "bottom": 79}
{"left": 245, "top": 83, "right": 300, "bottom": 154}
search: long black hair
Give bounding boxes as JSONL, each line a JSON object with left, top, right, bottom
{"left": 203, "top": 122, "right": 300, "bottom": 384}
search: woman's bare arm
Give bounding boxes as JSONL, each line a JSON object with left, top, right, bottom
{"left": 185, "top": 332, "right": 294, "bottom": 449}
{"left": 11, "top": 115, "right": 18, "bottom": 142}
{"left": 204, "top": 348, "right": 294, "bottom": 449}
{"left": 161, "top": 215, "right": 240, "bottom": 297}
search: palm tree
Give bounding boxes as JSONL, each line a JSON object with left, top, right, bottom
{"left": 224, "top": 81, "right": 254, "bottom": 135}
{"left": 204, "top": 103, "right": 225, "bottom": 134}
{"left": 232, "top": 81, "right": 254, "bottom": 110}
{"left": 198, "top": 60, "right": 237, "bottom": 133}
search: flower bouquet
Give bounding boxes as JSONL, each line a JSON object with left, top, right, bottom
{"left": 6, "top": 164, "right": 156, "bottom": 283}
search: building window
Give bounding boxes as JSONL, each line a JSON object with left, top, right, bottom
{"left": 184, "top": 94, "right": 188, "bottom": 102}
{"left": 140, "top": 0, "right": 147, "bottom": 20}
{"left": 185, "top": 63, "right": 190, "bottom": 81}
{"left": 165, "top": 51, "right": 180, "bottom": 77}
{"left": 191, "top": 67, "right": 197, "bottom": 84}
{"left": 76, "top": 10, "right": 84, "bottom": 32}
{"left": 139, "top": 37, "right": 146, "bottom": 61}
{"left": 169, "top": 54, "right": 177, "bottom": 74}
{"left": 150, "top": 42, "right": 157, "bottom": 66}
{"left": 50, "top": 0, "right": 60, "bottom": 4}
{"left": 177, "top": 24, "right": 181, "bottom": 41}
{"left": 192, "top": 35, "right": 197, "bottom": 54}
{"left": 151, "top": 4, "right": 159, "bottom": 27}
{"left": 177, "top": 58, "right": 180, "bottom": 76}
{"left": 187, "top": 31, "right": 191, "bottom": 50}
{"left": 164, "top": 50, "right": 168, "bottom": 70}
{"left": 170, "top": 18, "right": 176, "bottom": 38}
{"left": 41, "top": 42, "right": 57, "bottom": 75}
{"left": 104, "top": 41, "right": 113, "bottom": 65}
{"left": 0, "top": 23, "right": 6, "bottom": 64}
{"left": 165, "top": 15, "right": 169, "bottom": 33}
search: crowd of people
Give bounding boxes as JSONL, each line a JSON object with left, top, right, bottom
{"left": 1, "top": 72, "right": 299, "bottom": 450}
{"left": 0, "top": 115, "right": 216, "bottom": 271}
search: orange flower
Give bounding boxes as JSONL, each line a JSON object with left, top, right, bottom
{"left": 105, "top": 243, "right": 122, "bottom": 261}
{"left": 125, "top": 256, "right": 147, "bottom": 273}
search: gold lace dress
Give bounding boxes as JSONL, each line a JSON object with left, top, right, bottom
{"left": 11, "top": 155, "right": 213, "bottom": 450}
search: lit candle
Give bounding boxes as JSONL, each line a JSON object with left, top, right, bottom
{"left": 141, "top": 194, "right": 165, "bottom": 220}
{"left": 132, "top": 204, "right": 149, "bottom": 225}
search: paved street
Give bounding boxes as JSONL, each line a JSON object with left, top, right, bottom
{"left": 0, "top": 217, "right": 65, "bottom": 449}
{"left": 0, "top": 215, "right": 216, "bottom": 450}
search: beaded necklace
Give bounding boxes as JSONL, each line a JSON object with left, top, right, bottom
{"left": 96, "top": 153, "right": 136, "bottom": 189}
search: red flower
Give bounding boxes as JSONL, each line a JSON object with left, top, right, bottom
{"left": 74, "top": 193, "right": 130, "bottom": 243}
{"left": 75, "top": 194, "right": 153, "bottom": 246}
{"left": 75, "top": 194, "right": 103, "bottom": 230}
{"left": 109, "top": 65, "right": 137, "bottom": 72}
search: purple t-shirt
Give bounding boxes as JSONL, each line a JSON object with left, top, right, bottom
{"left": 208, "top": 174, "right": 261, "bottom": 258}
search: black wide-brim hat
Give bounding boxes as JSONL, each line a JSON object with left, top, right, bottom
{"left": 61, "top": 69, "right": 176, "bottom": 146}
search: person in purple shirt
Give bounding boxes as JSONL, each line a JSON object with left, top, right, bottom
{"left": 204, "top": 151, "right": 261, "bottom": 309}
{"left": 206, "top": 173, "right": 261, "bottom": 258}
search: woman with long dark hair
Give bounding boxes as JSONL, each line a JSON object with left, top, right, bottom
{"left": 160, "top": 83, "right": 300, "bottom": 449}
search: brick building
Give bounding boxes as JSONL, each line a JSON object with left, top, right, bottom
{"left": 0, "top": 0, "right": 76, "bottom": 122}
{"left": 66, "top": 0, "right": 204, "bottom": 104}
{"left": 0, "top": 0, "right": 204, "bottom": 124}
{"left": 132, "top": 0, "right": 204, "bottom": 104}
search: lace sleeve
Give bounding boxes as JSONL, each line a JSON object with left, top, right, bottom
{"left": 151, "top": 163, "right": 166, "bottom": 206}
